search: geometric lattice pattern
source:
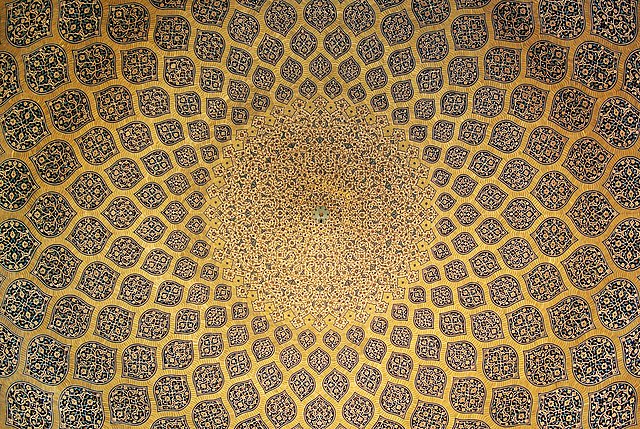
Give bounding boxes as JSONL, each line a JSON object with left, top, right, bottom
{"left": 0, "top": 0, "right": 639, "bottom": 428}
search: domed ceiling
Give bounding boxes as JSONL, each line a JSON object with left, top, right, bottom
{"left": 0, "top": 0, "right": 639, "bottom": 428}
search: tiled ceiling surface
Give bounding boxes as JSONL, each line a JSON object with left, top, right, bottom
{"left": 0, "top": 0, "right": 639, "bottom": 428}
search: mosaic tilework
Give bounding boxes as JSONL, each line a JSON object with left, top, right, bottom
{"left": 0, "top": 0, "right": 639, "bottom": 428}
{"left": 211, "top": 103, "right": 432, "bottom": 321}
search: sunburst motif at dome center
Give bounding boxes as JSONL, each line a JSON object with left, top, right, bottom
{"left": 208, "top": 101, "right": 432, "bottom": 322}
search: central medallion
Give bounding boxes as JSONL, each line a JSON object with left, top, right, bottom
{"left": 208, "top": 101, "right": 431, "bottom": 324}
{"left": 313, "top": 206, "right": 330, "bottom": 224}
